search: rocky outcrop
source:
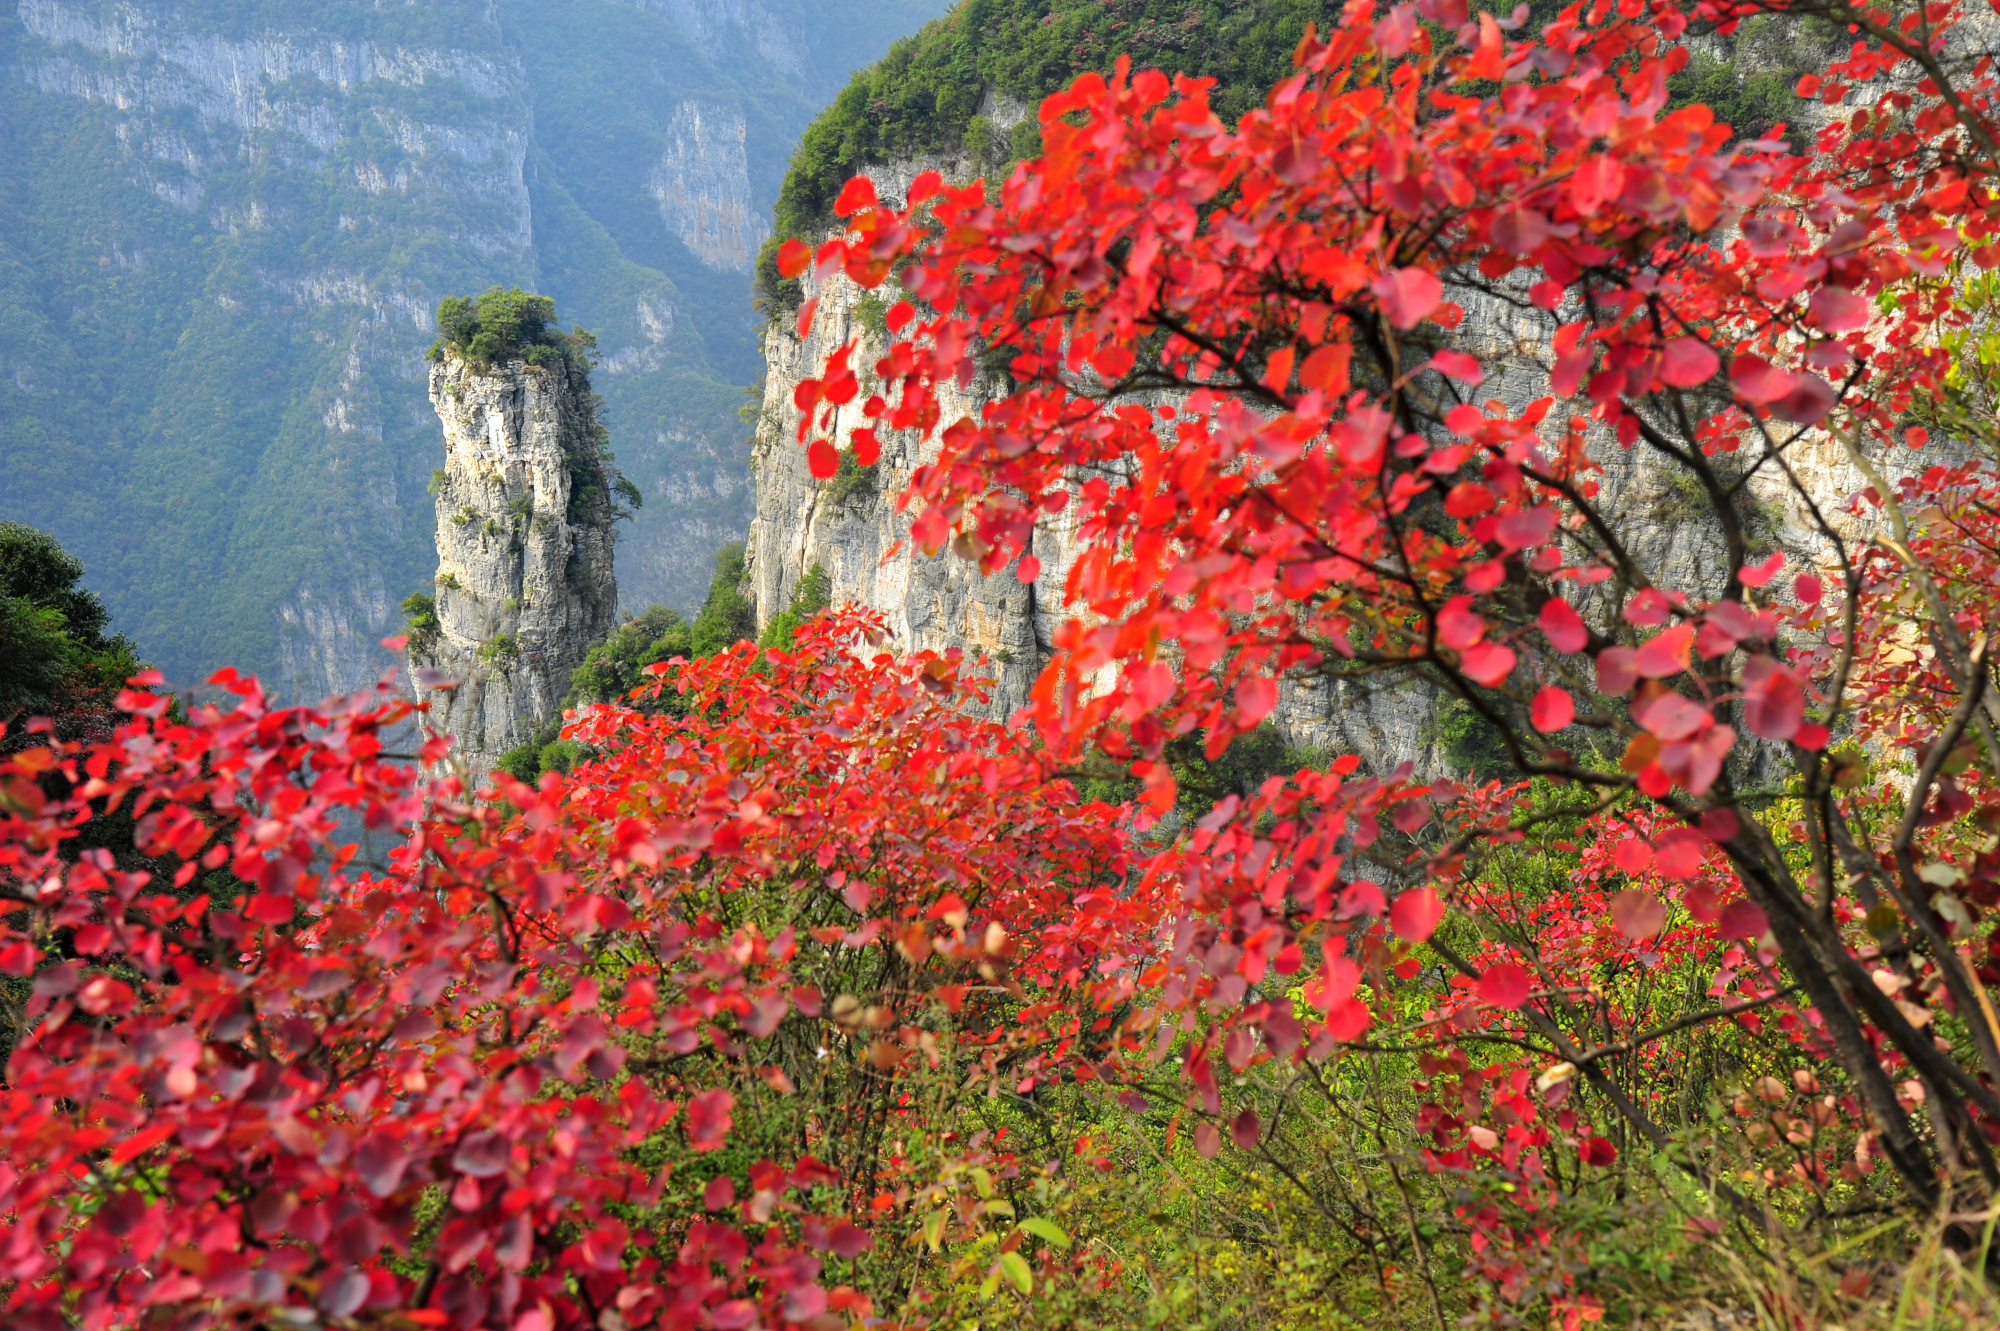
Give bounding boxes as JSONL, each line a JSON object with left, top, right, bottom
{"left": 648, "top": 101, "right": 770, "bottom": 272}
{"left": 409, "top": 354, "right": 619, "bottom": 772}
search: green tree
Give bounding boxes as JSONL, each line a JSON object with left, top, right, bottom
{"left": 689, "top": 542, "right": 758, "bottom": 658}
{"left": 0, "top": 522, "right": 137, "bottom": 724}
{"left": 758, "top": 563, "right": 831, "bottom": 648}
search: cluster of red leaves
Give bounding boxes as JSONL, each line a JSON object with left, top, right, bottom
{"left": 0, "top": 613, "right": 1163, "bottom": 1330}
{"left": 772, "top": 0, "right": 2000, "bottom": 1302}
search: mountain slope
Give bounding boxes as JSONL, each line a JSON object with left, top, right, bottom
{"left": 0, "top": 0, "right": 947, "bottom": 694}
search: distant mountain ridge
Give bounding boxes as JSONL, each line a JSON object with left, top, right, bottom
{"left": 0, "top": 0, "right": 947, "bottom": 695}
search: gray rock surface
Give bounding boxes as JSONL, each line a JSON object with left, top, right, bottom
{"left": 409, "top": 353, "right": 618, "bottom": 772}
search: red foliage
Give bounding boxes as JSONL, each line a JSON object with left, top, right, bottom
{"left": 0, "top": 614, "right": 1162, "bottom": 1328}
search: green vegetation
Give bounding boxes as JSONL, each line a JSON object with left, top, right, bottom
{"left": 758, "top": 0, "right": 1349, "bottom": 307}
{"left": 494, "top": 542, "right": 764, "bottom": 782}
{"left": 690, "top": 542, "right": 760, "bottom": 659}
{"left": 429, "top": 287, "right": 596, "bottom": 373}
{"left": 758, "top": 563, "right": 832, "bottom": 647}
{"left": 399, "top": 592, "right": 440, "bottom": 655}
{"left": 0, "top": 522, "right": 141, "bottom": 732}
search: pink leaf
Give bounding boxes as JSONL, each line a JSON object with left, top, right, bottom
{"left": 1459, "top": 641, "right": 1517, "bottom": 687}
{"left": 1635, "top": 690, "right": 1711, "bottom": 742}
{"left": 1660, "top": 337, "right": 1720, "bottom": 387}
{"left": 1437, "top": 595, "right": 1486, "bottom": 650}
{"left": 1493, "top": 506, "right": 1556, "bottom": 551}
{"left": 1740, "top": 655, "right": 1804, "bottom": 742}
{"left": 1538, "top": 597, "right": 1588, "bottom": 653}
{"left": 1477, "top": 962, "right": 1532, "bottom": 1010}
{"left": 1771, "top": 373, "right": 1835, "bottom": 425}
{"left": 1717, "top": 899, "right": 1768, "bottom": 938}
{"left": 1596, "top": 646, "right": 1638, "bottom": 697}
{"left": 1338, "top": 880, "right": 1388, "bottom": 919}
{"left": 1372, "top": 268, "right": 1443, "bottom": 329}
{"left": 687, "top": 1088, "right": 735, "bottom": 1152}
{"left": 1730, "top": 355, "right": 1794, "bottom": 404}
{"left": 1194, "top": 1123, "right": 1222, "bottom": 1158}
{"left": 1236, "top": 674, "right": 1280, "bottom": 726}
{"left": 1491, "top": 207, "right": 1550, "bottom": 255}
{"left": 1430, "top": 348, "right": 1483, "bottom": 383}
{"left": 1633, "top": 623, "right": 1694, "bottom": 678}
{"left": 1793, "top": 573, "right": 1823, "bottom": 604}
{"left": 1531, "top": 686, "right": 1575, "bottom": 732}
{"left": 1389, "top": 887, "right": 1446, "bottom": 943}
{"left": 1610, "top": 889, "right": 1666, "bottom": 939}
{"left": 1809, "top": 286, "right": 1870, "bottom": 333}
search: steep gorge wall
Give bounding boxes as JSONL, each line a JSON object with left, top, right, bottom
{"left": 746, "top": 195, "right": 1889, "bottom": 779}
{"left": 409, "top": 354, "right": 618, "bottom": 772}
{"left": 0, "top": 0, "right": 948, "bottom": 698}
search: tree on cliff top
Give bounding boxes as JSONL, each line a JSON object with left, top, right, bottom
{"left": 429, "top": 286, "right": 598, "bottom": 373}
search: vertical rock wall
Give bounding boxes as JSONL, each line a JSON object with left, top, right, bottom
{"left": 410, "top": 353, "right": 619, "bottom": 772}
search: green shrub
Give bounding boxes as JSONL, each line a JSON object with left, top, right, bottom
{"left": 757, "top": 0, "right": 1347, "bottom": 308}
{"left": 399, "top": 591, "right": 440, "bottom": 655}
{"left": 478, "top": 632, "right": 518, "bottom": 665}
{"left": 690, "top": 543, "right": 758, "bottom": 658}
{"left": 758, "top": 563, "right": 832, "bottom": 648}
{"left": 429, "top": 287, "right": 596, "bottom": 372}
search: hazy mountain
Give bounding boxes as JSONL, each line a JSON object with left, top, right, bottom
{"left": 0, "top": 0, "right": 946, "bottom": 694}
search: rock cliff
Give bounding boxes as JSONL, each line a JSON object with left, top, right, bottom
{"left": 409, "top": 353, "right": 619, "bottom": 772}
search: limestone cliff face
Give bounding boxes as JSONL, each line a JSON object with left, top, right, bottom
{"left": 410, "top": 354, "right": 619, "bottom": 771}
{"left": 745, "top": 182, "right": 1886, "bottom": 777}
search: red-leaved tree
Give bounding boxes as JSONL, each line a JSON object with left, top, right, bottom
{"left": 774, "top": 0, "right": 2000, "bottom": 1305}
{"left": 0, "top": 613, "right": 1162, "bottom": 1328}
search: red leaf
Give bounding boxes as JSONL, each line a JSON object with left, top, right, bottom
{"left": 1740, "top": 655, "right": 1804, "bottom": 742}
{"left": 1610, "top": 890, "right": 1666, "bottom": 939}
{"left": 1655, "top": 828, "right": 1709, "bottom": 879}
{"left": 776, "top": 238, "right": 811, "bottom": 279}
{"left": 1430, "top": 348, "right": 1483, "bottom": 383}
{"left": 0, "top": 940, "right": 40, "bottom": 977}
{"left": 1809, "top": 286, "right": 1870, "bottom": 333}
{"left": 1477, "top": 962, "right": 1532, "bottom": 1010}
{"left": 1579, "top": 1136, "right": 1618, "bottom": 1167}
{"left": 1459, "top": 641, "right": 1517, "bottom": 687}
{"left": 1231, "top": 1107, "right": 1261, "bottom": 1149}
{"left": 1538, "top": 597, "right": 1588, "bottom": 653}
{"left": 795, "top": 297, "right": 818, "bottom": 340}
{"left": 834, "top": 175, "right": 879, "bottom": 216}
{"left": 1793, "top": 573, "right": 1823, "bottom": 604}
{"left": 1236, "top": 674, "right": 1280, "bottom": 726}
{"left": 1717, "top": 900, "right": 1768, "bottom": 938}
{"left": 1445, "top": 481, "right": 1496, "bottom": 518}
{"left": 1325, "top": 995, "right": 1371, "bottom": 1040}
{"left": 1194, "top": 1123, "right": 1222, "bottom": 1158}
{"left": 1531, "top": 686, "right": 1575, "bottom": 732}
{"left": 1660, "top": 336, "right": 1719, "bottom": 387}
{"left": 1437, "top": 595, "right": 1485, "bottom": 649}
{"left": 808, "top": 440, "right": 839, "bottom": 480}
{"left": 1016, "top": 554, "right": 1042, "bottom": 585}
{"left": 1730, "top": 355, "right": 1794, "bottom": 404}
{"left": 1371, "top": 268, "right": 1442, "bottom": 329}
{"left": 1611, "top": 838, "right": 1654, "bottom": 875}
{"left": 687, "top": 1089, "right": 735, "bottom": 1152}
{"left": 1739, "top": 551, "right": 1785, "bottom": 587}
{"left": 1569, "top": 155, "right": 1622, "bottom": 216}
{"left": 1633, "top": 623, "right": 1694, "bottom": 678}
{"left": 1389, "top": 887, "right": 1445, "bottom": 943}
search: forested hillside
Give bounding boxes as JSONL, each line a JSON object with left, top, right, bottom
{"left": 0, "top": 0, "right": 945, "bottom": 696}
